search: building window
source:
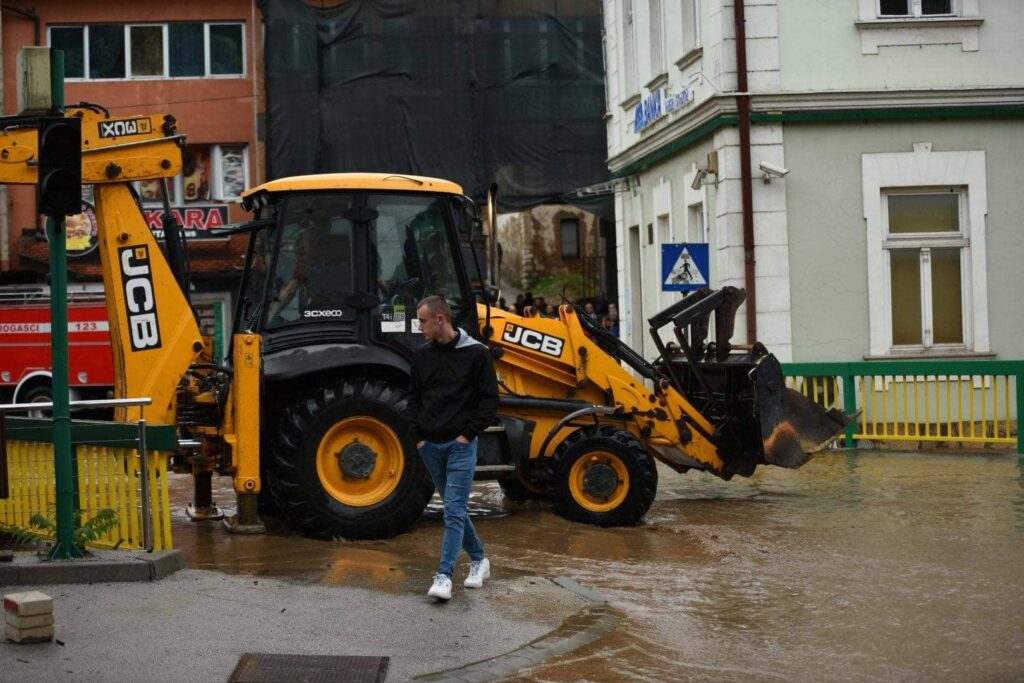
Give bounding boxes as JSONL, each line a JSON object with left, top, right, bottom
{"left": 89, "top": 25, "right": 125, "bottom": 79}
{"left": 560, "top": 219, "right": 580, "bottom": 259}
{"left": 878, "top": 0, "right": 954, "bottom": 17}
{"left": 209, "top": 24, "right": 244, "bottom": 75}
{"left": 129, "top": 25, "right": 165, "bottom": 77}
{"left": 138, "top": 144, "right": 249, "bottom": 205}
{"left": 649, "top": 0, "right": 664, "bottom": 78}
{"left": 48, "top": 22, "right": 245, "bottom": 81}
{"left": 622, "top": 0, "right": 637, "bottom": 97}
{"left": 885, "top": 191, "right": 965, "bottom": 347}
{"left": 682, "top": 0, "right": 701, "bottom": 51}
{"left": 862, "top": 146, "right": 989, "bottom": 357}
{"left": 50, "top": 27, "right": 84, "bottom": 78}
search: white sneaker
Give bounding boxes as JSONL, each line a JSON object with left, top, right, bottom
{"left": 428, "top": 573, "right": 452, "bottom": 600}
{"left": 464, "top": 558, "right": 490, "bottom": 588}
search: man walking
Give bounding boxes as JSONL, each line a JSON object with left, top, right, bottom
{"left": 408, "top": 295, "right": 498, "bottom": 601}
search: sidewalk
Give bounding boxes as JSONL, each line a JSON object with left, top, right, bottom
{"left": 0, "top": 568, "right": 589, "bottom": 682}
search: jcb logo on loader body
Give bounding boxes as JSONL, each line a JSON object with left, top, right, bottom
{"left": 119, "top": 246, "right": 162, "bottom": 351}
{"left": 502, "top": 323, "right": 564, "bottom": 357}
{"left": 98, "top": 118, "right": 151, "bottom": 139}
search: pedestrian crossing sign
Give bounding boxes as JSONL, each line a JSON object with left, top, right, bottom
{"left": 661, "top": 243, "right": 709, "bottom": 292}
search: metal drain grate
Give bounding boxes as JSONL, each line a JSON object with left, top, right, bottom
{"left": 229, "top": 654, "right": 389, "bottom": 683}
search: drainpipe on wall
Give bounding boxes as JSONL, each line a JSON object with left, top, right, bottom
{"left": 733, "top": 0, "right": 757, "bottom": 343}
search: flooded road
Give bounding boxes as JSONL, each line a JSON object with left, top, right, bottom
{"left": 170, "top": 451, "right": 1024, "bottom": 681}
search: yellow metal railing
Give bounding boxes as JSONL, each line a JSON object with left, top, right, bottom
{"left": 0, "top": 440, "right": 172, "bottom": 550}
{"left": 784, "top": 361, "right": 1022, "bottom": 452}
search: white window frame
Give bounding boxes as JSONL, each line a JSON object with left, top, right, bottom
{"left": 126, "top": 24, "right": 169, "bottom": 80}
{"left": 882, "top": 189, "right": 968, "bottom": 351}
{"left": 877, "top": 0, "right": 957, "bottom": 18}
{"left": 862, "top": 146, "right": 989, "bottom": 357}
{"left": 48, "top": 22, "right": 246, "bottom": 82}
{"left": 855, "top": 0, "right": 980, "bottom": 54}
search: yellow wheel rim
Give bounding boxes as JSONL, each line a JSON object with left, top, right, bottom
{"left": 316, "top": 416, "right": 404, "bottom": 507}
{"left": 568, "top": 450, "right": 630, "bottom": 513}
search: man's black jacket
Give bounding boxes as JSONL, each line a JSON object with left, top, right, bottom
{"left": 406, "top": 328, "right": 499, "bottom": 443}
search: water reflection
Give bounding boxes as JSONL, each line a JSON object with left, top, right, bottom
{"left": 170, "top": 451, "right": 1024, "bottom": 680}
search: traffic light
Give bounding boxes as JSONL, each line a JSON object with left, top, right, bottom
{"left": 37, "top": 115, "right": 81, "bottom": 217}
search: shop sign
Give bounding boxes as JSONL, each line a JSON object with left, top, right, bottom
{"left": 39, "top": 201, "right": 99, "bottom": 258}
{"left": 144, "top": 205, "right": 229, "bottom": 239}
{"left": 633, "top": 87, "right": 692, "bottom": 133}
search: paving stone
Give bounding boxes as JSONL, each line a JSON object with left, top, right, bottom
{"left": 5, "top": 611, "right": 54, "bottom": 629}
{"left": 5, "top": 623, "right": 53, "bottom": 643}
{"left": 3, "top": 590, "right": 53, "bottom": 616}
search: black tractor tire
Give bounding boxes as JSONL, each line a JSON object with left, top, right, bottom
{"left": 554, "top": 426, "right": 657, "bottom": 527}
{"left": 266, "top": 377, "right": 434, "bottom": 540}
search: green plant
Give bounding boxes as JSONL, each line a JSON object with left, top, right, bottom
{"left": 0, "top": 522, "right": 40, "bottom": 547}
{"left": 28, "top": 508, "right": 119, "bottom": 552}
{"left": 531, "top": 272, "right": 586, "bottom": 301}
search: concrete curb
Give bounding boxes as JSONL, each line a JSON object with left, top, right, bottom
{"left": 0, "top": 550, "right": 185, "bottom": 585}
{"left": 415, "top": 576, "right": 619, "bottom": 682}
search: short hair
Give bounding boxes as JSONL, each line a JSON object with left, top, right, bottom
{"left": 417, "top": 295, "right": 451, "bottom": 322}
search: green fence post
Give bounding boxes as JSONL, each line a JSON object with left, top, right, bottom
{"left": 1017, "top": 373, "right": 1023, "bottom": 456}
{"left": 842, "top": 369, "right": 858, "bottom": 450}
{"left": 45, "top": 48, "right": 82, "bottom": 560}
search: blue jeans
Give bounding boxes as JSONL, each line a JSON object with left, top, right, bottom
{"left": 419, "top": 438, "right": 485, "bottom": 577}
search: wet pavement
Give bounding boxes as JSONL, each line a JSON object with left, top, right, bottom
{"left": 172, "top": 450, "right": 1024, "bottom": 681}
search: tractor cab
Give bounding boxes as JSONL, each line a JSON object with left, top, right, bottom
{"left": 237, "top": 174, "right": 483, "bottom": 361}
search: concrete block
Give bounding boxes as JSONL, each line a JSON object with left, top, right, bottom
{"left": 5, "top": 623, "right": 53, "bottom": 643}
{"left": 5, "top": 611, "right": 54, "bottom": 629}
{"left": 3, "top": 590, "right": 53, "bottom": 616}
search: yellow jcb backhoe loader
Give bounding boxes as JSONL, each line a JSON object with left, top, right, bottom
{"left": 0, "top": 107, "right": 851, "bottom": 539}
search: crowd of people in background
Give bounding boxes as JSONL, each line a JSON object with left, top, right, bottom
{"left": 494, "top": 292, "right": 620, "bottom": 337}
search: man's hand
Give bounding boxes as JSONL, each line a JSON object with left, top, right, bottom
{"left": 456, "top": 435, "right": 470, "bottom": 444}
{"left": 417, "top": 440, "right": 426, "bottom": 449}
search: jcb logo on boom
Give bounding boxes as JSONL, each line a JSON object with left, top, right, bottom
{"left": 502, "top": 323, "right": 564, "bottom": 357}
{"left": 98, "top": 118, "right": 151, "bottom": 139}
{"left": 119, "top": 246, "right": 162, "bottom": 351}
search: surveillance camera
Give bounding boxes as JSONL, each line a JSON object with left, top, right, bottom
{"left": 690, "top": 168, "right": 708, "bottom": 190}
{"left": 758, "top": 160, "right": 789, "bottom": 178}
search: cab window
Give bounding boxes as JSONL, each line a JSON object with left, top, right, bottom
{"left": 266, "top": 194, "right": 356, "bottom": 326}
{"left": 370, "top": 193, "right": 466, "bottom": 326}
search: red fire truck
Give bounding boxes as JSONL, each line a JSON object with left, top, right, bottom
{"left": 0, "top": 284, "right": 114, "bottom": 411}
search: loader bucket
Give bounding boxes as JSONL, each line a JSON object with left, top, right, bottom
{"left": 752, "top": 355, "right": 854, "bottom": 469}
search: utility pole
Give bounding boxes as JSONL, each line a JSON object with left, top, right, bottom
{"left": 41, "top": 49, "right": 82, "bottom": 559}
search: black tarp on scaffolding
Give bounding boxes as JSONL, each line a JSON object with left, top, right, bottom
{"left": 260, "top": 0, "right": 610, "bottom": 215}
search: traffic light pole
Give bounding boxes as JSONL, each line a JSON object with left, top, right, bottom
{"left": 45, "top": 49, "right": 81, "bottom": 560}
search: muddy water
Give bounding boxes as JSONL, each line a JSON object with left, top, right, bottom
{"left": 170, "top": 451, "right": 1024, "bottom": 681}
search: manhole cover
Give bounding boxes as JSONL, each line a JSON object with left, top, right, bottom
{"left": 229, "top": 654, "right": 389, "bottom": 683}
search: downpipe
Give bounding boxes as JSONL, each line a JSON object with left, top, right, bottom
{"left": 734, "top": 0, "right": 757, "bottom": 344}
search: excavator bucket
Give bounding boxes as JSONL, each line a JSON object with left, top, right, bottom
{"left": 752, "top": 355, "right": 854, "bottom": 468}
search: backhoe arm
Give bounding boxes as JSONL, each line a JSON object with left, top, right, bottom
{"left": 0, "top": 108, "right": 202, "bottom": 424}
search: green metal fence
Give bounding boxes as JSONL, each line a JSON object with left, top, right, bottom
{"left": 783, "top": 360, "right": 1023, "bottom": 454}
